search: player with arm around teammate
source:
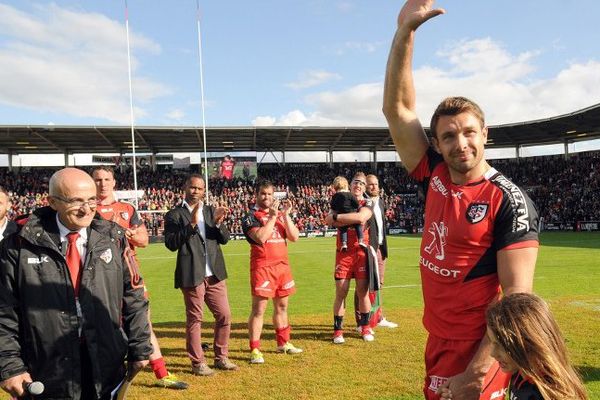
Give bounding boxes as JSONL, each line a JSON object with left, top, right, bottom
{"left": 383, "top": 1, "right": 539, "bottom": 399}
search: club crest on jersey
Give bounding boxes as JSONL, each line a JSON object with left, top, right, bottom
{"left": 120, "top": 211, "right": 129, "bottom": 221}
{"left": 424, "top": 222, "right": 448, "bottom": 261}
{"left": 99, "top": 248, "right": 113, "bottom": 264}
{"left": 466, "top": 203, "right": 488, "bottom": 224}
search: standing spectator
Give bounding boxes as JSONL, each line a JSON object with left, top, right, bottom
{"left": 163, "top": 174, "right": 238, "bottom": 376}
{"left": 0, "top": 186, "right": 17, "bottom": 240}
{"left": 0, "top": 168, "right": 151, "bottom": 399}
{"left": 365, "top": 174, "right": 398, "bottom": 329}
{"left": 242, "top": 181, "right": 303, "bottom": 364}
{"left": 383, "top": 1, "right": 539, "bottom": 399}
{"left": 92, "top": 166, "right": 188, "bottom": 390}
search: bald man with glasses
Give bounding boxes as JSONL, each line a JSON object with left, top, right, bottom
{"left": 0, "top": 168, "right": 151, "bottom": 399}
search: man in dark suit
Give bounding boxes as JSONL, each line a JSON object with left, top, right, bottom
{"left": 163, "top": 174, "right": 238, "bottom": 376}
{"left": 366, "top": 174, "right": 397, "bottom": 329}
{"left": 0, "top": 186, "right": 17, "bottom": 240}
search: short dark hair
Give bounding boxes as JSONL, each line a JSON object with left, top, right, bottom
{"left": 255, "top": 180, "right": 274, "bottom": 192}
{"left": 185, "top": 174, "right": 205, "bottom": 187}
{"left": 91, "top": 165, "right": 115, "bottom": 177}
{"left": 430, "top": 96, "right": 485, "bottom": 139}
{"left": 0, "top": 185, "right": 9, "bottom": 197}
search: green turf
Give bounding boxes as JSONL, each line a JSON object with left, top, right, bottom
{"left": 132, "top": 232, "right": 600, "bottom": 399}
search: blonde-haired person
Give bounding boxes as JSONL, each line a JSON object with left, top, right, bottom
{"left": 330, "top": 176, "right": 365, "bottom": 251}
{"left": 439, "top": 293, "right": 588, "bottom": 400}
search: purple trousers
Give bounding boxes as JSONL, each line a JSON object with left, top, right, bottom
{"left": 181, "top": 276, "right": 232, "bottom": 366}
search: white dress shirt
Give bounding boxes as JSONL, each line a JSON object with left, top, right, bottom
{"left": 0, "top": 217, "right": 8, "bottom": 238}
{"left": 56, "top": 214, "right": 88, "bottom": 265}
{"left": 183, "top": 200, "right": 214, "bottom": 278}
{"left": 372, "top": 196, "right": 384, "bottom": 246}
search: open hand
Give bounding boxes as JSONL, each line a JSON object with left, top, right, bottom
{"left": 397, "top": 0, "right": 445, "bottom": 32}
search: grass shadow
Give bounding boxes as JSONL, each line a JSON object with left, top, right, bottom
{"left": 578, "top": 365, "right": 600, "bottom": 383}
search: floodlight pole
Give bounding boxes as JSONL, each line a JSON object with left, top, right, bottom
{"left": 125, "top": 0, "right": 139, "bottom": 209}
{"left": 196, "top": 0, "right": 209, "bottom": 202}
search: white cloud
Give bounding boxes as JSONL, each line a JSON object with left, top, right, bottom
{"left": 166, "top": 109, "right": 185, "bottom": 121}
{"left": 255, "top": 38, "right": 600, "bottom": 127}
{"left": 285, "top": 70, "right": 341, "bottom": 90}
{"left": 253, "top": 111, "right": 308, "bottom": 126}
{"left": 252, "top": 115, "right": 277, "bottom": 126}
{"left": 0, "top": 2, "right": 169, "bottom": 124}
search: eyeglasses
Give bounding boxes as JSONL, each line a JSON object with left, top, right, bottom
{"left": 52, "top": 195, "right": 98, "bottom": 209}
{"left": 351, "top": 180, "right": 366, "bottom": 186}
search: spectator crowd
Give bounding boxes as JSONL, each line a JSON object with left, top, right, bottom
{"left": 2, "top": 151, "right": 599, "bottom": 235}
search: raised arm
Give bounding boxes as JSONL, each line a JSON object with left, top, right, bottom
{"left": 382, "top": 0, "right": 444, "bottom": 173}
{"left": 281, "top": 199, "right": 299, "bottom": 242}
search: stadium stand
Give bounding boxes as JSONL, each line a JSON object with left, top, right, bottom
{"left": 2, "top": 151, "right": 599, "bottom": 235}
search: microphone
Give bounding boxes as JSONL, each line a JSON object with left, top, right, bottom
{"left": 26, "top": 381, "right": 45, "bottom": 395}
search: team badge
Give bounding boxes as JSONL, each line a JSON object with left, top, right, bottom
{"left": 99, "top": 248, "right": 113, "bottom": 264}
{"left": 466, "top": 203, "right": 488, "bottom": 224}
{"left": 120, "top": 211, "right": 129, "bottom": 221}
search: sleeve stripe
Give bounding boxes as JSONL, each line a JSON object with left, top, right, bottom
{"left": 500, "top": 240, "right": 539, "bottom": 251}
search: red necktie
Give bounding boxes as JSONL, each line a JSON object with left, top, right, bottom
{"left": 66, "top": 232, "right": 82, "bottom": 296}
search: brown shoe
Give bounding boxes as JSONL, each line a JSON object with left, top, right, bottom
{"left": 214, "top": 358, "right": 239, "bottom": 371}
{"left": 191, "top": 363, "right": 216, "bottom": 376}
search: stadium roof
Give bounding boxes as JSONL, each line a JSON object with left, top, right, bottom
{"left": 1, "top": 103, "right": 599, "bottom": 155}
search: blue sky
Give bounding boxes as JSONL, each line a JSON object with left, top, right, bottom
{"left": 0, "top": 0, "right": 599, "bottom": 160}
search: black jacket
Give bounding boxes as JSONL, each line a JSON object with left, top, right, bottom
{"left": 0, "top": 207, "right": 151, "bottom": 399}
{"left": 163, "top": 204, "right": 229, "bottom": 288}
{"left": 368, "top": 197, "right": 388, "bottom": 259}
{"left": 1, "top": 219, "right": 18, "bottom": 239}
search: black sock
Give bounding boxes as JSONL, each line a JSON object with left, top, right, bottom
{"left": 359, "top": 312, "right": 370, "bottom": 327}
{"left": 334, "top": 315, "right": 344, "bottom": 331}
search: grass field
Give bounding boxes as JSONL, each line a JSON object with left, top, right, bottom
{"left": 128, "top": 232, "right": 600, "bottom": 399}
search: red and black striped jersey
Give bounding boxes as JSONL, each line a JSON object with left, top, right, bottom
{"left": 410, "top": 149, "right": 539, "bottom": 339}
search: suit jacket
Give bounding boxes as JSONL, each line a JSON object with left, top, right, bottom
{"left": 1, "top": 219, "right": 17, "bottom": 240}
{"left": 368, "top": 197, "right": 388, "bottom": 259}
{"left": 163, "top": 204, "right": 229, "bottom": 289}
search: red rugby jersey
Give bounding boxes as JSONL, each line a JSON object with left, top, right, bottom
{"left": 242, "top": 207, "right": 289, "bottom": 269}
{"left": 97, "top": 201, "right": 142, "bottom": 251}
{"left": 220, "top": 160, "right": 235, "bottom": 180}
{"left": 411, "top": 149, "right": 539, "bottom": 339}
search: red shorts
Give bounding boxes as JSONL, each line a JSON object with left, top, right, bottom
{"left": 424, "top": 334, "right": 510, "bottom": 400}
{"left": 251, "top": 262, "right": 296, "bottom": 298}
{"left": 334, "top": 248, "right": 368, "bottom": 280}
